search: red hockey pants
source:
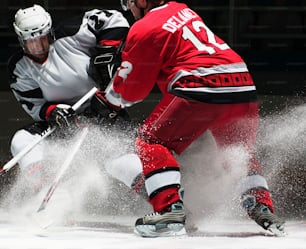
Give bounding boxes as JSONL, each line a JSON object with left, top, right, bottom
{"left": 136, "top": 93, "right": 260, "bottom": 212}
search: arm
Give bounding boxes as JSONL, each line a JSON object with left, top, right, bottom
{"left": 54, "top": 9, "right": 129, "bottom": 90}
{"left": 105, "top": 24, "right": 162, "bottom": 108}
{"left": 8, "top": 52, "right": 76, "bottom": 128}
{"left": 8, "top": 51, "right": 48, "bottom": 122}
{"left": 86, "top": 9, "right": 130, "bottom": 89}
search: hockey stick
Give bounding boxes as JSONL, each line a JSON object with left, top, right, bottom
{"left": 0, "top": 126, "right": 56, "bottom": 176}
{"left": 0, "top": 87, "right": 98, "bottom": 176}
{"left": 37, "top": 126, "right": 89, "bottom": 213}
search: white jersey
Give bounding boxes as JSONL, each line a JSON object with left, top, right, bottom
{"left": 8, "top": 9, "right": 129, "bottom": 121}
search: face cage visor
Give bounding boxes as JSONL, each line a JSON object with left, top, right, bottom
{"left": 120, "top": 0, "right": 135, "bottom": 11}
{"left": 21, "top": 33, "right": 53, "bottom": 60}
{"left": 19, "top": 28, "right": 54, "bottom": 48}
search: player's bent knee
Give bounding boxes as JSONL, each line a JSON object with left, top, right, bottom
{"left": 10, "top": 129, "right": 44, "bottom": 171}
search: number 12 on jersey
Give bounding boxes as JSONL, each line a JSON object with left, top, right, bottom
{"left": 182, "top": 20, "right": 230, "bottom": 54}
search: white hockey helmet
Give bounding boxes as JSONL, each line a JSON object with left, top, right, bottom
{"left": 13, "top": 4, "right": 52, "bottom": 41}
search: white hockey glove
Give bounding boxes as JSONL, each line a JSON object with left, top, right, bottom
{"left": 46, "top": 104, "right": 76, "bottom": 128}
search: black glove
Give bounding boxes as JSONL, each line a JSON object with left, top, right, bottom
{"left": 46, "top": 104, "right": 76, "bottom": 128}
{"left": 89, "top": 45, "right": 120, "bottom": 89}
{"left": 90, "top": 91, "right": 129, "bottom": 125}
{"left": 88, "top": 35, "right": 127, "bottom": 89}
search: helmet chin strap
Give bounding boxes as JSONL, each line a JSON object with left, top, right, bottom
{"left": 133, "top": 0, "right": 146, "bottom": 18}
{"left": 139, "top": 8, "right": 145, "bottom": 18}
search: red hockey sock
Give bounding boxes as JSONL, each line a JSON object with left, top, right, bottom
{"left": 149, "top": 187, "right": 181, "bottom": 212}
{"left": 248, "top": 188, "right": 274, "bottom": 213}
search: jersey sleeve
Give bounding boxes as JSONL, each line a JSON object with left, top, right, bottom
{"left": 86, "top": 9, "right": 129, "bottom": 41}
{"left": 8, "top": 53, "right": 48, "bottom": 121}
{"left": 105, "top": 24, "right": 163, "bottom": 107}
{"left": 85, "top": 9, "right": 130, "bottom": 89}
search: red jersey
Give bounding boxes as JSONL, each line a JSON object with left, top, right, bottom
{"left": 106, "top": 1, "right": 256, "bottom": 107}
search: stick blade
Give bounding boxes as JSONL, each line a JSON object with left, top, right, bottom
{"left": 30, "top": 209, "right": 54, "bottom": 229}
{"left": 37, "top": 200, "right": 48, "bottom": 212}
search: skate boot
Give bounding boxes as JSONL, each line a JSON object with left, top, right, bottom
{"left": 134, "top": 202, "right": 186, "bottom": 237}
{"left": 242, "top": 194, "right": 285, "bottom": 236}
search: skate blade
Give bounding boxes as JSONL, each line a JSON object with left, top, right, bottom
{"left": 134, "top": 223, "right": 186, "bottom": 238}
{"left": 30, "top": 210, "right": 54, "bottom": 229}
{"left": 268, "top": 224, "right": 286, "bottom": 237}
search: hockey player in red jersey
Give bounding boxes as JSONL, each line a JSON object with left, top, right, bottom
{"left": 100, "top": 0, "right": 285, "bottom": 237}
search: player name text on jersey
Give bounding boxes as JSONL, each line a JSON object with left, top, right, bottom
{"left": 162, "top": 8, "right": 197, "bottom": 34}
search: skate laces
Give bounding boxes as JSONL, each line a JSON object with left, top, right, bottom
{"left": 134, "top": 202, "right": 187, "bottom": 237}
{"left": 244, "top": 203, "right": 285, "bottom": 237}
{"left": 250, "top": 203, "right": 285, "bottom": 230}
{"left": 140, "top": 202, "right": 185, "bottom": 224}
{"left": 241, "top": 194, "right": 285, "bottom": 233}
{"left": 145, "top": 212, "right": 162, "bottom": 217}
{"left": 144, "top": 202, "right": 184, "bottom": 217}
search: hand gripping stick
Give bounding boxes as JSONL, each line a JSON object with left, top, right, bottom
{"left": 0, "top": 87, "right": 98, "bottom": 176}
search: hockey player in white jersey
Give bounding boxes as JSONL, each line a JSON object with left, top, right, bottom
{"left": 7, "top": 4, "right": 132, "bottom": 195}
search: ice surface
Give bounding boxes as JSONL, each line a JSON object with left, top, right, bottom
{"left": 1, "top": 103, "right": 306, "bottom": 248}
{"left": 0, "top": 215, "right": 305, "bottom": 249}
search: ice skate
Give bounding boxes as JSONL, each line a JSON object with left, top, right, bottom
{"left": 242, "top": 195, "right": 285, "bottom": 236}
{"left": 249, "top": 203, "right": 285, "bottom": 236}
{"left": 134, "top": 202, "right": 186, "bottom": 237}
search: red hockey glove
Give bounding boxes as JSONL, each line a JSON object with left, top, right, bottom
{"left": 45, "top": 104, "right": 77, "bottom": 128}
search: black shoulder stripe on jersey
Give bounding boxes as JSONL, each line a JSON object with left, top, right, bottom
{"left": 95, "top": 27, "right": 129, "bottom": 42}
{"left": 7, "top": 49, "right": 24, "bottom": 86}
{"left": 11, "top": 87, "right": 44, "bottom": 99}
{"left": 54, "top": 14, "right": 84, "bottom": 39}
{"left": 19, "top": 100, "right": 34, "bottom": 111}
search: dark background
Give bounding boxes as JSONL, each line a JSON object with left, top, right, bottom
{"left": 0, "top": 1, "right": 305, "bottom": 217}
{"left": 1, "top": 0, "right": 305, "bottom": 93}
